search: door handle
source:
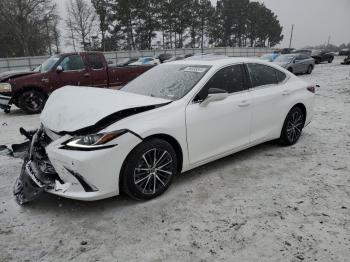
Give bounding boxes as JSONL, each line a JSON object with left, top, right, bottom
{"left": 84, "top": 73, "right": 90, "bottom": 77}
{"left": 282, "top": 90, "right": 291, "bottom": 95}
{"left": 238, "top": 100, "right": 251, "bottom": 107}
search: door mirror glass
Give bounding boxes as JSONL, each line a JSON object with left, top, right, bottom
{"left": 200, "top": 88, "right": 228, "bottom": 106}
{"left": 56, "top": 65, "right": 63, "bottom": 73}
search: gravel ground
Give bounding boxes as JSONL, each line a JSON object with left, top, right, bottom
{"left": 0, "top": 57, "right": 350, "bottom": 262}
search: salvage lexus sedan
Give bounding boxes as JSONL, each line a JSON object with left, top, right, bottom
{"left": 13, "top": 57, "right": 315, "bottom": 204}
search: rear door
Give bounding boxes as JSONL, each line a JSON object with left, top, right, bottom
{"left": 52, "top": 54, "right": 90, "bottom": 90}
{"left": 86, "top": 53, "right": 108, "bottom": 88}
{"left": 186, "top": 64, "right": 252, "bottom": 164}
{"left": 247, "top": 63, "right": 289, "bottom": 143}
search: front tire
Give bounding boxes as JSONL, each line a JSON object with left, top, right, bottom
{"left": 18, "top": 90, "right": 46, "bottom": 114}
{"left": 122, "top": 139, "right": 177, "bottom": 200}
{"left": 279, "top": 107, "right": 305, "bottom": 146}
{"left": 328, "top": 58, "right": 333, "bottom": 63}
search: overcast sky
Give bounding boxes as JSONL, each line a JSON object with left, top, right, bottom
{"left": 56, "top": 0, "right": 350, "bottom": 49}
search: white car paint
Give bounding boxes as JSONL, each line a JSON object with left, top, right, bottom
{"left": 40, "top": 57, "right": 315, "bottom": 201}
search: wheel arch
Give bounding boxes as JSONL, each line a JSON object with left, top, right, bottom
{"left": 118, "top": 133, "right": 184, "bottom": 193}
{"left": 13, "top": 85, "right": 48, "bottom": 101}
{"left": 290, "top": 103, "right": 307, "bottom": 123}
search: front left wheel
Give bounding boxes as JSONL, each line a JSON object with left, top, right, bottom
{"left": 121, "top": 139, "right": 178, "bottom": 200}
{"left": 18, "top": 90, "right": 46, "bottom": 114}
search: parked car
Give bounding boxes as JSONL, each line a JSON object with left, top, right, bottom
{"left": 310, "top": 50, "right": 334, "bottom": 64}
{"left": 339, "top": 48, "right": 350, "bottom": 56}
{"left": 0, "top": 52, "right": 153, "bottom": 114}
{"left": 156, "top": 53, "right": 173, "bottom": 63}
{"left": 281, "top": 48, "right": 295, "bottom": 54}
{"left": 341, "top": 55, "right": 350, "bottom": 65}
{"left": 116, "top": 57, "right": 139, "bottom": 66}
{"left": 12, "top": 57, "right": 315, "bottom": 204}
{"left": 292, "top": 49, "right": 312, "bottom": 55}
{"left": 130, "top": 57, "right": 160, "bottom": 66}
{"left": 273, "top": 54, "right": 315, "bottom": 74}
{"left": 260, "top": 53, "right": 280, "bottom": 62}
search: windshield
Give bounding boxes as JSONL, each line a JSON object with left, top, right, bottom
{"left": 34, "top": 56, "right": 60, "bottom": 73}
{"left": 274, "top": 55, "right": 295, "bottom": 63}
{"left": 121, "top": 64, "right": 211, "bottom": 100}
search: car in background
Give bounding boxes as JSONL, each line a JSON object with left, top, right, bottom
{"left": 260, "top": 53, "right": 280, "bottom": 62}
{"left": 0, "top": 52, "right": 153, "bottom": 114}
{"left": 341, "top": 55, "right": 350, "bottom": 65}
{"left": 130, "top": 57, "right": 160, "bottom": 66}
{"left": 13, "top": 57, "right": 315, "bottom": 204}
{"left": 116, "top": 57, "right": 139, "bottom": 66}
{"left": 339, "top": 48, "right": 350, "bottom": 56}
{"left": 310, "top": 50, "right": 334, "bottom": 64}
{"left": 156, "top": 53, "right": 173, "bottom": 63}
{"left": 281, "top": 48, "right": 295, "bottom": 54}
{"left": 273, "top": 54, "right": 315, "bottom": 74}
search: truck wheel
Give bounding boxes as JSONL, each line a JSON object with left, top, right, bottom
{"left": 328, "top": 58, "right": 333, "bottom": 63}
{"left": 18, "top": 90, "right": 46, "bottom": 114}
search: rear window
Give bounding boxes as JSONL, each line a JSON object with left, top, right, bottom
{"left": 247, "top": 63, "right": 286, "bottom": 87}
{"left": 88, "top": 54, "right": 104, "bottom": 69}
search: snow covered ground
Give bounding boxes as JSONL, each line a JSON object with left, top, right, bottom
{"left": 0, "top": 57, "right": 349, "bottom": 261}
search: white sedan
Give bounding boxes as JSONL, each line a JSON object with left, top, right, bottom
{"left": 13, "top": 57, "right": 315, "bottom": 204}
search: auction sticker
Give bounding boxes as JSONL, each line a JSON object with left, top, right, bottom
{"left": 183, "top": 67, "right": 208, "bottom": 73}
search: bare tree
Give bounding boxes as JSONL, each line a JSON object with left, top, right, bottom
{"left": 0, "top": 0, "right": 59, "bottom": 57}
{"left": 66, "top": 0, "right": 97, "bottom": 51}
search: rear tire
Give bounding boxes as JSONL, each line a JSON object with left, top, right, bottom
{"left": 328, "top": 58, "right": 333, "bottom": 63}
{"left": 121, "top": 138, "right": 177, "bottom": 200}
{"left": 306, "top": 65, "right": 313, "bottom": 74}
{"left": 279, "top": 107, "right": 305, "bottom": 146}
{"left": 18, "top": 90, "right": 46, "bottom": 114}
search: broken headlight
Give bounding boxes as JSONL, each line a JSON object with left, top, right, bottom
{"left": 0, "top": 83, "right": 11, "bottom": 92}
{"left": 64, "top": 130, "right": 128, "bottom": 150}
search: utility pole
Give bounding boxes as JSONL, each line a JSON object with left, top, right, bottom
{"left": 289, "top": 24, "right": 294, "bottom": 48}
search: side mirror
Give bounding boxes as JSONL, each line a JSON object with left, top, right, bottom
{"left": 200, "top": 88, "right": 228, "bottom": 106}
{"left": 56, "top": 65, "right": 63, "bottom": 73}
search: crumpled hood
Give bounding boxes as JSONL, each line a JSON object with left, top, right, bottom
{"left": 0, "top": 70, "right": 37, "bottom": 82}
{"left": 40, "top": 86, "right": 171, "bottom": 133}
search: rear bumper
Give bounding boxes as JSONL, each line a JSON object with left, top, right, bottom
{"left": 0, "top": 94, "right": 12, "bottom": 110}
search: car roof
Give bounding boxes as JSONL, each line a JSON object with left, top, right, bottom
{"left": 169, "top": 56, "right": 279, "bottom": 68}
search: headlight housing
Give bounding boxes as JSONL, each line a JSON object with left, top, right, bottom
{"left": 0, "top": 83, "right": 11, "bottom": 92}
{"left": 63, "top": 130, "right": 128, "bottom": 150}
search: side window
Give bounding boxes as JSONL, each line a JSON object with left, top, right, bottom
{"left": 247, "top": 63, "right": 279, "bottom": 87}
{"left": 88, "top": 54, "right": 104, "bottom": 69}
{"left": 59, "top": 55, "right": 85, "bottom": 71}
{"left": 206, "top": 65, "right": 245, "bottom": 93}
{"left": 276, "top": 70, "right": 287, "bottom": 83}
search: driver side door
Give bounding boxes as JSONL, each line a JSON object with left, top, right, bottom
{"left": 185, "top": 64, "right": 252, "bottom": 165}
{"left": 51, "top": 54, "right": 91, "bottom": 91}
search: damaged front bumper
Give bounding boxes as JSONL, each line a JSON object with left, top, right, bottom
{"left": 11, "top": 125, "right": 142, "bottom": 204}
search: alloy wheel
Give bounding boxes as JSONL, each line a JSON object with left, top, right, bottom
{"left": 286, "top": 110, "right": 304, "bottom": 142}
{"left": 133, "top": 148, "right": 173, "bottom": 195}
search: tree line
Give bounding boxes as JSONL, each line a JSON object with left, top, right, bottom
{"left": 0, "top": 0, "right": 284, "bottom": 58}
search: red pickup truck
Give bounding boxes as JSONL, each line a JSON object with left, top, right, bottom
{"left": 0, "top": 52, "right": 153, "bottom": 114}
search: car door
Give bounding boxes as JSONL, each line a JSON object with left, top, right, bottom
{"left": 86, "top": 53, "right": 108, "bottom": 88}
{"left": 51, "top": 54, "right": 91, "bottom": 91}
{"left": 186, "top": 64, "right": 252, "bottom": 164}
{"left": 294, "top": 55, "right": 305, "bottom": 73}
{"left": 247, "top": 63, "right": 289, "bottom": 144}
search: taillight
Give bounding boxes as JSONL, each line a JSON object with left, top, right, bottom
{"left": 306, "top": 85, "right": 316, "bottom": 93}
